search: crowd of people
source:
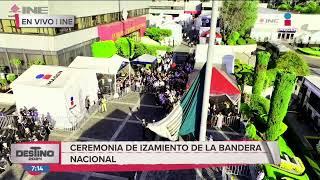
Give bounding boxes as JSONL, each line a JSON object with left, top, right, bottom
{"left": 0, "top": 107, "right": 54, "bottom": 172}
{"left": 208, "top": 101, "right": 238, "bottom": 129}
{"left": 131, "top": 53, "right": 194, "bottom": 114}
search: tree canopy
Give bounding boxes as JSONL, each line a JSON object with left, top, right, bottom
{"left": 220, "top": 0, "right": 259, "bottom": 37}
{"left": 145, "top": 27, "right": 172, "bottom": 42}
{"left": 91, "top": 41, "right": 117, "bottom": 58}
{"left": 115, "top": 37, "right": 135, "bottom": 59}
{"left": 276, "top": 51, "right": 310, "bottom": 76}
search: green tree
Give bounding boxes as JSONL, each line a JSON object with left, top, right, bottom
{"left": 276, "top": 51, "right": 310, "bottom": 76}
{"left": 6, "top": 73, "right": 16, "bottom": 83}
{"left": 234, "top": 59, "right": 254, "bottom": 86}
{"left": 252, "top": 51, "right": 271, "bottom": 96}
{"left": 11, "top": 58, "right": 22, "bottom": 75}
{"left": 91, "top": 41, "right": 117, "bottom": 58}
{"left": 0, "top": 79, "right": 7, "bottom": 87}
{"left": 115, "top": 37, "right": 135, "bottom": 59}
{"left": 220, "top": 0, "right": 259, "bottom": 39}
{"left": 266, "top": 72, "right": 297, "bottom": 141}
{"left": 245, "top": 123, "right": 262, "bottom": 140}
{"left": 145, "top": 27, "right": 172, "bottom": 42}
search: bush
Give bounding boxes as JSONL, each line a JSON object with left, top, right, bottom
{"left": 91, "top": 41, "right": 117, "bottom": 58}
{"left": 266, "top": 72, "right": 297, "bottom": 140}
{"left": 298, "top": 47, "right": 320, "bottom": 57}
{"left": 115, "top": 37, "right": 135, "bottom": 59}
{"left": 133, "top": 43, "right": 171, "bottom": 59}
{"left": 245, "top": 123, "right": 262, "bottom": 140}
{"left": 278, "top": 3, "right": 291, "bottom": 10}
{"left": 294, "top": 5, "right": 302, "bottom": 12}
{"left": 250, "top": 95, "right": 270, "bottom": 116}
{"left": 227, "top": 39, "right": 236, "bottom": 45}
{"left": 276, "top": 51, "right": 310, "bottom": 76}
{"left": 246, "top": 38, "right": 256, "bottom": 44}
{"left": 311, "top": 47, "right": 320, "bottom": 51}
{"left": 229, "top": 31, "right": 240, "bottom": 42}
{"left": 237, "top": 38, "right": 246, "bottom": 45}
{"left": 240, "top": 103, "right": 252, "bottom": 119}
{"left": 145, "top": 27, "right": 172, "bottom": 42}
{"left": 252, "top": 51, "right": 271, "bottom": 96}
{"left": 234, "top": 59, "right": 254, "bottom": 86}
{"left": 265, "top": 68, "right": 279, "bottom": 88}
{"left": 0, "top": 79, "right": 7, "bottom": 86}
{"left": 6, "top": 73, "right": 16, "bottom": 83}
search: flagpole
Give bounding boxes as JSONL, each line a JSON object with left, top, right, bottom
{"left": 199, "top": 0, "right": 219, "bottom": 141}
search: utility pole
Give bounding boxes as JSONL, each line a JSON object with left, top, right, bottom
{"left": 199, "top": 0, "right": 219, "bottom": 141}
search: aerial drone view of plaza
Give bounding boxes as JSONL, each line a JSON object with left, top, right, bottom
{"left": 0, "top": 0, "right": 319, "bottom": 179}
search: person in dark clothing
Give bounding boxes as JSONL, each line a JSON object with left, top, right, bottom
{"left": 85, "top": 97, "right": 90, "bottom": 113}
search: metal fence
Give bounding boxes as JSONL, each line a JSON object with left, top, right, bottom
{"left": 220, "top": 165, "right": 259, "bottom": 179}
{"left": 0, "top": 104, "right": 99, "bottom": 132}
{"left": 64, "top": 103, "right": 99, "bottom": 131}
{"left": 208, "top": 115, "right": 241, "bottom": 130}
{"left": 0, "top": 115, "right": 16, "bottom": 129}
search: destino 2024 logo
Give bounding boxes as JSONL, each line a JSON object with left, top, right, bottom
{"left": 11, "top": 144, "right": 60, "bottom": 164}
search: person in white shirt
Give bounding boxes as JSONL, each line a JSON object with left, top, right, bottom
{"left": 216, "top": 112, "right": 224, "bottom": 129}
{"left": 157, "top": 66, "right": 162, "bottom": 73}
{"left": 159, "top": 80, "right": 165, "bottom": 87}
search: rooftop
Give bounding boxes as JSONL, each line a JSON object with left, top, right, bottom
{"left": 258, "top": 7, "right": 284, "bottom": 14}
{"left": 305, "top": 75, "right": 320, "bottom": 90}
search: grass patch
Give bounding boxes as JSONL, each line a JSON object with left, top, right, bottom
{"left": 298, "top": 48, "right": 320, "bottom": 57}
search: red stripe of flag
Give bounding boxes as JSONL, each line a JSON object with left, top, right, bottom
{"left": 15, "top": 14, "right": 20, "bottom": 29}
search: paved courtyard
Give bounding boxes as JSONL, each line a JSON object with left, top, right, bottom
{"left": 0, "top": 92, "right": 197, "bottom": 180}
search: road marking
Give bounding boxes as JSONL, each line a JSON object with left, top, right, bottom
{"left": 212, "top": 127, "right": 230, "bottom": 140}
{"left": 92, "top": 116, "right": 141, "bottom": 124}
{"left": 206, "top": 129, "right": 242, "bottom": 136}
{"left": 110, "top": 94, "right": 145, "bottom": 141}
{"left": 109, "top": 100, "right": 162, "bottom": 108}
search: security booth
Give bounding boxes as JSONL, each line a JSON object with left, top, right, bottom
{"left": 11, "top": 65, "right": 99, "bottom": 130}
{"left": 68, "top": 55, "right": 132, "bottom": 98}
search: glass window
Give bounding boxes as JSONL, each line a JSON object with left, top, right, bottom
{"left": 309, "top": 92, "right": 320, "bottom": 113}
{"left": 281, "top": 33, "right": 285, "bottom": 39}
{"left": 0, "top": 20, "right": 3, "bottom": 32}
{"left": 286, "top": 33, "right": 290, "bottom": 39}
{"left": 290, "top": 34, "right": 294, "bottom": 39}
{"left": 278, "top": 33, "right": 281, "bottom": 39}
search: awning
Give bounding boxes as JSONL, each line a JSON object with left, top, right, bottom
{"left": 68, "top": 55, "right": 129, "bottom": 75}
{"left": 210, "top": 67, "right": 241, "bottom": 104}
{"left": 131, "top": 54, "right": 157, "bottom": 65}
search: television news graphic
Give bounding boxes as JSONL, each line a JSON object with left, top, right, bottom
{"left": 11, "top": 141, "right": 280, "bottom": 173}
{"left": 15, "top": 15, "right": 75, "bottom": 28}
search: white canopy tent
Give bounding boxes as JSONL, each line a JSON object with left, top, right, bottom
{"left": 68, "top": 55, "right": 131, "bottom": 96}
{"left": 160, "top": 22, "right": 183, "bottom": 47}
{"left": 132, "top": 54, "right": 157, "bottom": 65}
{"left": 11, "top": 65, "right": 99, "bottom": 129}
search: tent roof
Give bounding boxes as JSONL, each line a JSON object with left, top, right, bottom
{"left": 132, "top": 54, "right": 157, "bottom": 64}
{"left": 68, "top": 55, "right": 129, "bottom": 75}
{"left": 210, "top": 67, "right": 241, "bottom": 96}
{"left": 11, "top": 65, "right": 83, "bottom": 89}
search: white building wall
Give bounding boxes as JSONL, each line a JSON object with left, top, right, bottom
{"left": 0, "top": 1, "right": 151, "bottom": 19}
{"left": 251, "top": 11, "right": 320, "bottom": 44}
{"left": 0, "top": 26, "right": 98, "bottom": 51}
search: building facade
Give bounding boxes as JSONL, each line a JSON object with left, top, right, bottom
{"left": 0, "top": 1, "right": 150, "bottom": 74}
{"left": 251, "top": 7, "right": 320, "bottom": 45}
{"left": 149, "top": 0, "right": 202, "bottom": 17}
